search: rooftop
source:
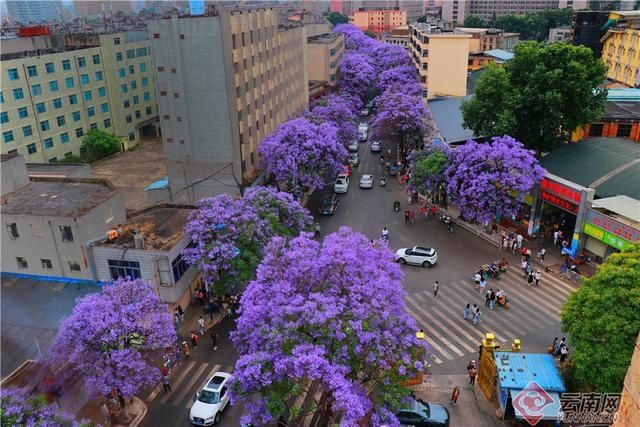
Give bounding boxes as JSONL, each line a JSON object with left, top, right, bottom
{"left": 1, "top": 178, "right": 118, "bottom": 217}
{"left": 307, "top": 32, "right": 340, "bottom": 43}
{"left": 602, "top": 100, "right": 640, "bottom": 120}
{"left": 429, "top": 96, "right": 477, "bottom": 144}
{"left": 607, "top": 88, "right": 640, "bottom": 102}
{"left": 539, "top": 137, "right": 640, "bottom": 200}
{"left": 26, "top": 162, "right": 91, "bottom": 179}
{"left": 483, "top": 48, "right": 514, "bottom": 62}
{"left": 494, "top": 352, "right": 566, "bottom": 392}
{"left": 97, "top": 204, "right": 194, "bottom": 251}
{"left": 591, "top": 195, "right": 640, "bottom": 223}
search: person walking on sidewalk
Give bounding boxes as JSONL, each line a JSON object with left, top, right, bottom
{"left": 433, "top": 281, "right": 439, "bottom": 298}
{"left": 538, "top": 247, "right": 546, "bottom": 261}
{"left": 467, "top": 362, "right": 477, "bottom": 385}
{"left": 450, "top": 385, "right": 460, "bottom": 405}
{"left": 464, "top": 303, "right": 471, "bottom": 320}
{"left": 534, "top": 270, "right": 541, "bottom": 287}
{"left": 162, "top": 374, "right": 172, "bottom": 393}
{"left": 198, "top": 316, "right": 205, "bottom": 336}
{"left": 210, "top": 331, "right": 218, "bottom": 351}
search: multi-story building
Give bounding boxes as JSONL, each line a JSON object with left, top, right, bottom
{"left": 381, "top": 26, "right": 411, "bottom": 49}
{"left": 570, "top": 10, "right": 611, "bottom": 59}
{"left": 601, "top": 11, "right": 640, "bottom": 88}
{"left": 409, "top": 23, "right": 471, "bottom": 99}
{"left": 467, "top": 0, "right": 560, "bottom": 22}
{"left": 442, "top": 0, "right": 469, "bottom": 24}
{"left": 5, "top": 1, "right": 63, "bottom": 24}
{"left": 456, "top": 27, "right": 520, "bottom": 52}
{"left": 0, "top": 153, "right": 125, "bottom": 282}
{"left": 0, "top": 31, "right": 158, "bottom": 163}
{"left": 307, "top": 32, "right": 345, "bottom": 87}
{"left": 331, "top": 1, "right": 424, "bottom": 23}
{"left": 548, "top": 27, "right": 572, "bottom": 43}
{"left": 350, "top": 9, "right": 407, "bottom": 34}
{"left": 72, "top": 1, "right": 132, "bottom": 18}
{"left": 148, "top": 9, "right": 308, "bottom": 202}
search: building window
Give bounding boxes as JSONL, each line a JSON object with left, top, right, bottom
{"left": 60, "top": 226, "right": 73, "bottom": 242}
{"left": 133, "top": 95, "right": 139, "bottom": 105}
{"left": 72, "top": 111, "right": 81, "bottom": 122}
{"left": 92, "top": 54, "right": 101, "bottom": 65}
{"left": 27, "top": 143, "right": 37, "bottom": 154}
{"left": 130, "top": 80, "right": 137, "bottom": 90}
{"left": 45, "top": 62, "right": 55, "bottom": 73}
{"left": 69, "top": 94, "right": 78, "bottom": 105}
{"left": 77, "top": 57, "right": 86, "bottom": 67}
{"left": 40, "top": 120, "right": 50, "bottom": 131}
{"left": 56, "top": 115, "right": 65, "bottom": 126}
{"left": 84, "top": 90, "right": 92, "bottom": 101}
{"left": 127, "top": 49, "right": 135, "bottom": 59}
{"left": 35, "top": 102, "right": 45, "bottom": 114}
{"left": 103, "top": 118, "right": 111, "bottom": 128}
{"left": 75, "top": 128, "right": 84, "bottom": 138}
{"left": 60, "top": 132, "right": 70, "bottom": 143}
{"left": 121, "top": 84, "right": 128, "bottom": 93}
{"left": 13, "top": 88, "right": 24, "bottom": 100}
{"left": 69, "top": 261, "right": 81, "bottom": 272}
{"left": 114, "top": 37, "right": 121, "bottom": 45}
{"left": 108, "top": 259, "right": 141, "bottom": 280}
{"left": 141, "top": 77, "right": 148, "bottom": 87}
{"left": 62, "top": 59, "right": 71, "bottom": 70}
{"left": 22, "top": 125, "right": 32, "bottom": 137}
{"left": 180, "top": 34, "right": 185, "bottom": 40}
{"left": 157, "top": 66, "right": 164, "bottom": 72}
{"left": 160, "top": 91, "right": 167, "bottom": 96}
{"left": 90, "top": 123, "right": 98, "bottom": 130}
{"left": 41, "top": 259, "right": 53, "bottom": 270}
{"left": 128, "top": 131, "right": 135, "bottom": 141}
{"left": 116, "top": 52, "right": 123, "bottom": 61}
{"left": 53, "top": 98, "right": 62, "bottom": 109}
{"left": 87, "top": 107, "right": 95, "bottom": 117}
{"left": 135, "top": 110, "right": 141, "bottom": 119}
{"left": 126, "top": 115, "right": 132, "bottom": 123}
{"left": 44, "top": 138, "right": 54, "bottom": 149}
{"left": 171, "top": 252, "right": 192, "bottom": 283}
{"left": 27, "top": 65, "right": 38, "bottom": 77}
{"left": 3, "top": 130, "right": 14, "bottom": 143}
{"left": 101, "top": 103, "right": 109, "bottom": 113}
{"left": 32, "top": 84, "right": 42, "bottom": 95}
{"left": 16, "top": 257, "right": 28, "bottom": 269}
{"left": 153, "top": 33, "right": 160, "bottom": 39}
{"left": 144, "top": 92, "right": 150, "bottom": 101}
{"left": 18, "top": 107, "right": 28, "bottom": 118}
{"left": 81, "top": 74, "right": 89, "bottom": 84}
{"left": 128, "top": 65, "right": 135, "bottom": 74}
{"left": 145, "top": 106, "right": 152, "bottom": 115}
{"left": 140, "top": 63, "right": 147, "bottom": 73}
{"left": 0, "top": 112, "right": 7, "bottom": 124}
{"left": 8, "top": 68, "right": 19, "bottom": 80}
{"left": 49, "top": 80, "right": 59, "bottom": 92}
{"left": 119, "top": 68, "right": 126, "bottom": 78}
{"left": 66, "top": 77, "right": 75, "bottom": 88}
{"left": 95, "top": 71, "right": 104, "bottom": 81}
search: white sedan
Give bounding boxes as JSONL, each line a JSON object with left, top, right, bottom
{"left": 190, "top": 372, "right": 233, "bottom": 425}
{"left": 348, "top": 140, "right": 359, "bottom": 152}
{"left": 359, "top": 174, "right": 373, "bottom": 189}
{"left": 395, "top": 246, "right": 438, "bottom": 267}
{"left": 334, "top": 174, "right": 350, "bottom": 193}
{"left": 370, "top": 141, "right": 381, "bottom": 152}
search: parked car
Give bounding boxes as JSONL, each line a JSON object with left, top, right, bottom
{"left": 395, "top": 396, "right": 450, "bottom": 426}
{"left": 190, "top": 372, "right": 233, "bottom": 426}
{"left": 359, "top": 174, "right": 374, "bottom": 189}
{"left": 348, "top": 140, "right": 359, "bottom": 152}
{"left": 319, "top": 194, "right": 339, "bottom": 215}
{"left": 348, "top": 153, "right": 359, "bottom": 167}
{"left": 394, "top": 246, "right": 438, "bottom": 267}
{"left": 370, "top": 141, "right": 381, "bottom": 152}
{"left": 360, "top": 108, "right": 369, "bottom": 116}
{"left": 358, "top": 131, "right": 368, "bottom": 142}
{"left": 334, "top": 174, "right": 350, "bottom": 193}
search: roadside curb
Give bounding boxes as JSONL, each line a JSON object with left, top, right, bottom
{"left": 127, "top": 396, "right": 147, "bottom": 427}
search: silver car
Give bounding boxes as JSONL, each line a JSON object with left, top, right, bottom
{"left": 348, "top": 140, "right": 359, "bottom": 152}
{"left": 334, "top": 174, "right": 350, "bottom": 193}
{"left": 395, "top": 246, "right": 438, "bottom": 267}
{"left": 370, "top": 141, "right": 381, "bottom": 152}
{"left": 359, "top": 174, "right": 373, "bottom": 189}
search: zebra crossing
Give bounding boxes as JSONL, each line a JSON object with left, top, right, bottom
{"left": 404, "top": 267, "right": 578, "bottom": 365}
{"left": 143, "top": 360, "right": 235, "bottom": 410}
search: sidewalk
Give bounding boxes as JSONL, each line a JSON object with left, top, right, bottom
{"left": 411, "top": 375, "right": 503, "bottom": 426}
{"left": 177, "top": 302, "right": 226, "bottom": 341}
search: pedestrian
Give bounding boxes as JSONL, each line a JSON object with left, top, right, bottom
{"left": 210, "top": 331, "right": 218, "bottom": 351}
{"left": 502, "top": 237, "right": 509, "bottom": 251}
{"left": 511, "top": 238, "right": 518, "bottom": 254}
{"left": 485, "top": 290, "right": 491, "bottom": 307}
{"left": 450, "top": 385, "right": 460, "bottom": 405}
{"left": 472, "top": 308, "right": 481, "bottom": 325}
{"left": 182, "top": 341, "right": 190, "bottom": 358}
{"left": 464, "top": 303, "right": 471, "bottom": 320}
{"left": 468, "top": 364, "right": 477, "bottom": 385}
{"left": 162, "top": 374, "right": 172, "bottom": 393}
{"left": 173, "top": 309, "right": 181, "bottom": 327}
{"left": 314, "top": 222, "right": 321, "bottom": 238}
{"left": 100, "top": 400, "right": 110, "bottom": 424}
{"left": 190, "top": 331, "right": 198, "bottom": 348}
{"left": 489, "top": 289, "right": 496, "bottom": 310}
{"left": 197, "top": 288, "right": 204, "bottom": 305}
{"left": 479, "top": 277, "right": 486, "bottom": 293}
{"left": 447, "top": 219, "right": 454, "bottom": 233}
{"left": 207, "top": 299, "right": 214, "bottom": 321}
{"left": 404, "top": 210, "right": 410, "bottom": 223}
{"left": 538, "top": 247, "right": 546, "bottom": 261}
{"left": 516, "top": 233, "right": 523, "bottom": 249}
{"left": 527, "top": 271, "right": 534, "bottom": 286}
{"left": 560, "top": 344, "right": 569, "bottom": 362}
{"left": 433, "top": 281, "right": 439, "bottom": 298}
{"left": 534, "top": 270, "right": 541, "bottom": 287}
{"left": 474, "top": 272, "right": 481, "bottom": 290}
{"left": 551, "top": 337, "right": 559, "bottom": 355}
{"left": 177, "top": 305, "right": 184, "bottom": 322}
{"left": 553, "top": 230, "right": 560, "bottom": 246}
{"left": 198, "top": 316, "right": 205, "bottom": 336}
{"left": 410, "top": 210, "right": 415, "bottom": 224}
{"left": 525, "top": 247, "right": 532, "bottom": 261}
{"left": 521, "top": 259, "right": 528, "bottom": 277}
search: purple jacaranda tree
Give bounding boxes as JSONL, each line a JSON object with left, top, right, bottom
{"left": 333, "top": 23, "right": 378, "bottom": 52}
{"left": 259, "top": 117, "right": 347, "bottom": 192}
{"left": 47, "top": 278, "right": 175, "bottom": 410}
{"left": 230, "top": 227, "right": 431, "bottom": 426}
{"left": 337, "top": 51, "right": 377, "bottom": 100}
{"left": 307, "top": 94, "right": 358, "bottom": 145}
{"left": 376, "top": 65, "right": 422, "bottom": 96}
{"left": 183, "top": 187, "right": 313, "bottom": 295}
{"left": 444, "top": 135, "right": 545, "bottom": 223}
{"left": 0, "top": 387, "right": 89, "bottom": 427}
{"left": 369, "top": 90, "right": 429, "bottom": 156}
{"left": 371, "top": 43, "right": 413, "bottom": 71}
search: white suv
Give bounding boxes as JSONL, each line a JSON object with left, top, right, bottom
{"left": 334, "top": 174, "right": 350, "bottom": 193}
{"left": 190, "top": 372, "right": 233, "bottom": 425}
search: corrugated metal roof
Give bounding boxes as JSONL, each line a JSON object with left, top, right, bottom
{"left": 483, "top": 49, "right": 514, "bottom": 61}
{"left": 429, "top": 96, "right": 477, "bottom": 144}
{"left": 494, "top": 352, "right": 566, "bottom": 393}
{"left": 606, "top": 88, "right": 640, "bottom": 102}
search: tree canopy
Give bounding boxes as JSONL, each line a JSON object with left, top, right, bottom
{"left": 461, "top": 42, "right": 607, "bottom": 153}
{"left": 463, "top": 14, "right": 487, "bottom": 28}
{"left": 408, "top": 148, "right": 449, "bottom": 195}
{"left": 326, "top": 11, "right": 348, "bottom": 26}
{"left": 80, "top": 129, "right": 121, "bottom": 162}
{"left": 493, "top": 8, "right": 574, "bottom": 41}
{"left": 1, "top": 387, "right": 89, "bottom": 427}
{"left": 561, "top": 244, "right": 640, "bottom": 392}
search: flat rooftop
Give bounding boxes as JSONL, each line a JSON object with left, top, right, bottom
{"left": 601, "top": 100, "right": 640, "bottom": 120}
{"left": 97, "top": 205, "right": 194, "bottom": 251}
{"left": 26, "top": 162, "right": 91, "bottom": 179}
{"left": 308, "top": 33, "right": 340, "bottom": 43}
{"left": 1, "top": 178, "right": 118, "bottom": 217}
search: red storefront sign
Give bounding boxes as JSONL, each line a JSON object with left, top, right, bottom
{"left": 541, "top": 191, "right": 579, "bottom": 214}
{"left": 541, "top": 178, "right": 582, "bottom": 203}
{"left": 586, "top": 210, "right": 640, "bottom": 242}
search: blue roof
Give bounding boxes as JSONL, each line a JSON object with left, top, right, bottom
{"left": 484, "top": 49, "right": 514, "bottom": 62}
{"left": 494, "top": 352, "right": 566, "bottom": 393}
{"left": 144, "top": 176, "right": 169, "bottom": 191}
{"left": 429, "top": 96, "right": 477, "bottom": 143}
{"left": 606, "top": 88, "right": 640, "bottom": 102}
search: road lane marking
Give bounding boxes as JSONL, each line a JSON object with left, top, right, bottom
{"left": 159, "top": 361, "right": 196, "bottom": 404}
{"left": 404, "top": 305, "right": 455, "bottom": 360}
{"left": 185, "top": 364, "right": 224, "bottom": 409}
{"left": 171, "top": 362, "right": 209, "bottom": 406}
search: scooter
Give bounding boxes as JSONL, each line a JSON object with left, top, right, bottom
{"left": 497, "top": 295, "right": 510, "bottom": 310}
{"left": 393, "top": 201, "right": 401, "bottom": 212}
{"left": 380, "top": 176, "right": 387, "bottom": 187}
{"left": 439, "top": 214, "right": 450, "bottom": 224}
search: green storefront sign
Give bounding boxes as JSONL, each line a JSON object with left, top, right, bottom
{"left": 583, "top": 223, "right": 632, "bottom": 251}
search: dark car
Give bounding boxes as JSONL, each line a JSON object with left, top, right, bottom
{"left": 319, "top": 194, "right": 338, "bottom": 215}
{"left": 396, "top": 397, "right": 450, "bottom": 427}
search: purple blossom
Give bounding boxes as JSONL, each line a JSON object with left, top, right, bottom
{"left": 307, "top": 94, "right": 358, "bottom": 145}
{"left": 1, "top": 387, "right": 84, "bottom": 427}
{"left": 259, "top": 117, "right": 347, "bottom": 191}
{"left": 371, "top": 43, "right": 413, "bottom": 71}
{"left": 333, "top": 24, "right": 378, "bottom": 53}
{"left": 337, "top": 51, "right": 377, "bottom": 100}
{"left": 230, "top": 227, "right": 432, "bottom": 425}
{"left": 47, "top": 278, "right": 176, "bottom": 398}
{"left": 376, "top": 65, "right": 422, "bottom": 96}
{"left": 444, "top": 135, "right": 545, "bottom": 223}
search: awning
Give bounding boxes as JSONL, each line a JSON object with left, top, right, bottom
{"left": 510, "top": 389, "right": 562, "bottom": 422}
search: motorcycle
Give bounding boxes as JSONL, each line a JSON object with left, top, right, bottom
{"left": 393, "top": 201, "right": 400, "bottom": 212}
{"left": 479, "top": 263, "right": 502, "bottom": 279}
{"left": 380, "top": 176, "right": 387, "bottom": 187}
{"left": 496, "top": 294, "right": 510, "bottom": 309}
{"left": 439, "top": 214, "right": 451, "bottom": 224}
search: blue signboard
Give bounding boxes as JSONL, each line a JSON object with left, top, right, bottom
{"left": 500, "top": 388, "right": 508, "bottom": 409}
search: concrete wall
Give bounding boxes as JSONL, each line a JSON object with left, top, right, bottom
{"left": 613, "top": 332, "right": 640, "bottom": 427}
{"left": 1, "top": 155, "right": 30, "bottom": 196}
{"left": 307, "top": 33, "right": 344, "bottom": 85}
{"left": 427, "top": 36, "right": 470, "bottom": 98}
{"left": 442, "top": 0, "right": 467, "bottom": 24}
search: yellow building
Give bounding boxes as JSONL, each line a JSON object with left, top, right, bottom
{"left": 349, "top": 9, "right": 407, "bottom": 34}
{"left": 409, "top": 23, "right": 471, "bottom": 99}
{"left": 307, "top": 32, "right": 345, "bottom": 87}
{"left": 601, "top": 11, "right": 640, "bottom": 88}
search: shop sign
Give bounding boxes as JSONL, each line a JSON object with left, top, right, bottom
{"left": 583, "top": 223, "right": 605, "bottom": 240}
{"left": 603, "top": 232, "right": 632, "bottom": 251}
{"left": 586, "top": 210, "right": 640, "bottom": 243}
{"left": 541, "top": 178, "right": 582, "bottom": 203}
{"left": 541, "top": 191, "right": 580, "bottom": 214}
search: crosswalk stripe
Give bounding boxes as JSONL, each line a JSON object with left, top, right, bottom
{"left": 159, "top": 361, "right": 196, "bottom": 404}
{"left": 185, "top": 364, "right": 224, "bottom": 409}
{"left": 171, "top": 362, "right": 210, "bottom": 407}
{"left": 411, "top": 293, "right": 486, "bottom": 348}
{"left": 500, "top": 269, "right": 573, "bottom": 303}
{"left": 145, "top": 384, "right": 162, "bottom": 402}
{"left": 405, "top": 297, "right": 470, "bottom": 355}
{"left": 404, "top": 305, "right": 455, "bottom": 360}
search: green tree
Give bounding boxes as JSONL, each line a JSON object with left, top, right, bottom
{"left": 463, "top": 14, "right": 487, "bottom": 28}
{"left": 80, "top": 129, "right": 121, "bottom": 162}
{"left": 409, "top": 149, "right": 449, "bottom": 196}
{"left": 461, "top": 42, "right": 607, "bottom": 153}
{"left": 326, "top": 11, "right": 349, "bottom": 26}
{"left": 494, "top": 8, "right": 573, "bottom": 40}
{"left": 561, "top": 244, "right": 640, "bottom": 392}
